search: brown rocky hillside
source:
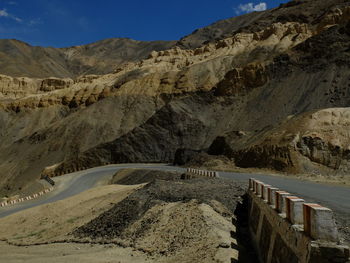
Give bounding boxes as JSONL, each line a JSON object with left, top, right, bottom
{"left": 0, "top": 38, "right": 175, "bottom": 78}
{"left": 1, "top": 0, "right": 350, "bottom": 196}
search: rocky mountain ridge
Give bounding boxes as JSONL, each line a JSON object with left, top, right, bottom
{"left": 0, "top": 38, "right": 175, "bottom": 78}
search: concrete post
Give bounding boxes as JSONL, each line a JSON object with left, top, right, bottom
{"left": 261, "top": 184, "right": 271, "bottom": 201}
{"left": 285, "top": 196, "right": 305, "bottom": 224}
{"left": 267, "top": 187, "right": 279, "bottom": 206}
{"left": 255, "top": 181, "right": 262, "bottom": 195}
{"left": 249, "top": 178, "right": 255, "bottom": 190}
{"left": 303, "top": 203, "right": 320, "bottom": 238}
{"left": 256, "top": 182, "right": 262, "bottom": 196}
{"left": 275, "top": 191, "right": 290, "bottom": 213}
{"left": 303, "top": 203, "right": 339, "bottom": 242}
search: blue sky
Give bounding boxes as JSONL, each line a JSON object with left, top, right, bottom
{"left": 0, "top": 0, "right": 289, "bottom": 47}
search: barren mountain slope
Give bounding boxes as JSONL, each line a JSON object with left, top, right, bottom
{"left": 208, "top": 108, "right": 350, "bottom": 174}
{"left": 177, "top": 0, "right": 349, "bottom": 48}
{"left": 0, "top": 38, "right": 175, "bottom": 78}
{"left": 0, "top": 0, "right": 350, "bottom": 196}
{"left": 50, "top": 11, "right": 350, "bottom": 177}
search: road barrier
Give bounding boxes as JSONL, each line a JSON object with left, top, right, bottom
{"left": 0, "top": 187, "right": 54, "bottom": 208}
{"left": 248, "top": 178, "right": 349, "bottom": 263}
{"left": 186, "top": 168, "right": 219, "bottom": 178}
{"left": 43, "top": 175, "right": 55, "bottom": 186}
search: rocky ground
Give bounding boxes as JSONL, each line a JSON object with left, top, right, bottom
{"left": 0, "top": 241, "right": 148, "bottom": 263}
{"left": 74, "top": 169, "right": 251, "bottom": 262}
{"left": 0, "top": 169, "right": 253, "bottom": 262}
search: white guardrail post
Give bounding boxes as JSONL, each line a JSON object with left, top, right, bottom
{"left": 186, "top": 168, "right": 220, "bottom": 178}
{"left": 249, "top": 178, "right": 340, "bottom": 242}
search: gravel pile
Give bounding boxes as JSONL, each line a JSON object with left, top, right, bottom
{"left": 73, "top": 171, "right": 246, "bottom": 240}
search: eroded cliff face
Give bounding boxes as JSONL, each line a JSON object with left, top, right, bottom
{"left": 221, "top": 108, "right": 350, "bottom": 174}
{"left": 1, "top": 0, "right": 350, "bottom": 195}
{"left": 0, "top": 21, "right": 314, "bottom": 115}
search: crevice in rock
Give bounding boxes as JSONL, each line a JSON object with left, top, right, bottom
{"left": 234, "top": 193, "right": 259, "bottom": 263}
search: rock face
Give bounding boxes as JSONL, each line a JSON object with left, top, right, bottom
{"left": 230, "top": 108, "right": 350, "bottom": 174}
{"left": 1, "top": 0, "right": 350, "bottom": 195}
{"left": 206, "top": 107, "right": 350, "bottom": 174}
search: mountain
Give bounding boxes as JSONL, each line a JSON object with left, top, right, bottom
{"left": 1, "top": 0, "right": 350, "bottom": 197}
{"left": 177, "top": 0, "right": 349, "bottom": 48}
{"left": 0, "top": 38, "right": 175, "bottom": 78}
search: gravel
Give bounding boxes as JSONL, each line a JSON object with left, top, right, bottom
{"left": 73, "top": 170, "right": 246, "bottom": 240}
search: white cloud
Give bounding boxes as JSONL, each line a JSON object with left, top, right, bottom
{"left": 29, "top": 18, "right": 42, "bottom": 26}
{"left": 235, "top": 2, "right": 267, "bottom": 14}
{"left": 0, "top": 9, "right": 9, "bottom": 17}
{"left": 0, "top": 8, "right": 22, "bottom": 22}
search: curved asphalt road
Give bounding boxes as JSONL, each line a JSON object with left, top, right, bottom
{"left": 0, "top": 164, "right": 349, "bottom": 219}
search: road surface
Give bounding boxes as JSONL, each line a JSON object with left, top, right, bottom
{"left": 0, "top": 164, "right": 349, "bottom": 219}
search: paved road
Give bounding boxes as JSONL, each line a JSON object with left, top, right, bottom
{"left": 0, "top": 164, "right": 349, "bottom": 219}
{"left": 220, "top": 171, "right": 350, "bottom": 218}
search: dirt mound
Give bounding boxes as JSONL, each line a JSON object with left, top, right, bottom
{"left": 110, "top": 168, "right": 181, "bottom": 185}
{"left": 0, "top": 184, "right": 141, "bottom": 245}
{"left": 74, "top": 177, "right": 246, "bottom": 239}
{"left": 73, "top": 173, "right": 248, "bottom": 262}
{"left": 74, "top": 178, "right": 245, "bottom": 239}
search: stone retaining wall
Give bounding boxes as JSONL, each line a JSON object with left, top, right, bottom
{"left": 0, "top": 187, "right": 54, "bottom": 208}
{"left": 248, "top": 178, "right": 349, "bottom": 263}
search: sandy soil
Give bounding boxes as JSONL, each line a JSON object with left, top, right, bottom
{"left": 0, "top": 241, "right": 147, "bottom": 263}
{"left": 0, "top": 201, "right": 238, "bottom": 263}
{"left": 0, "top": 184, "right": 142, "bottom": 245}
